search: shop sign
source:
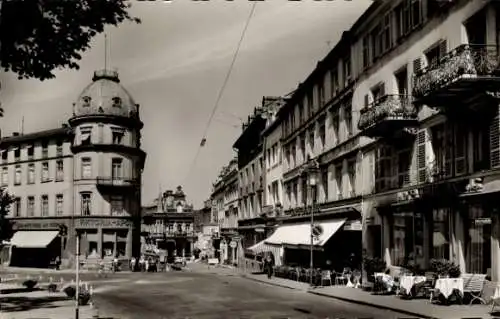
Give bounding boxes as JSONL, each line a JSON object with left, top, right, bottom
{"left": 255, "top": 227, "right": 265, "bottom": 233}
{"left": 344, "top": 220, "right": 362, "bottom": 231}
{"left": 77, "top": 218, "right": 132, "bottom": 228}
{"left": 16, "top": 221, "right": 62, "bottom": 230}
{"left": 474, "top": 218, "right": 492, "bottom": 226}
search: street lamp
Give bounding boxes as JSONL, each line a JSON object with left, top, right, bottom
{"left": 300, "top": 157, "right": 320, "bottom": 288}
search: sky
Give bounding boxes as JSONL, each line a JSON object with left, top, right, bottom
{"left": 0, "top": 0, "right": 372, "bottom": 208}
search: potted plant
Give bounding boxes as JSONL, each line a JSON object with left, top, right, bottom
{"left": 363, "top": 256, "right": 386, "bottom": 283}
{"left": 430, "top": 258, "right": 461, "bottom": 278}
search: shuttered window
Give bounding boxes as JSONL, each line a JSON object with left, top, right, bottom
{"left": 490, "top": 112, "right": 500, "bottom": 168}
{"left": 455, "top": 124, "right": 468, "bottom": 175}
{"left": 417, "top": 129, "right": 427, "bottom": 183}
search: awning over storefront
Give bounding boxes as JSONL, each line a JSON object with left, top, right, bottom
{"left": 10, "top": 231, "right": 59, "bottom": 248}
{"left": 265, "top": 218, "right": 347, "bottom": 247}
{"left": 247, "top": 240, "right": 283, "bottom": 266}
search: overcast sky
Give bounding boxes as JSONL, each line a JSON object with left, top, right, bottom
{"left": 0, "top": 0, "right": 372, "bottom": 208}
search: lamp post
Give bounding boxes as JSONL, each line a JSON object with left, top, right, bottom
{"left": 300, "top": 157, "right": 320, "bottom": 288}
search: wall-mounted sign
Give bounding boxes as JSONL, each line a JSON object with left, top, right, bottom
{"left": 344, "top": 220, "right": 362, "bottom": 231}
{"left": 255, "top": 227, "right": 265, "bottom": 233}
{"left": 474, "top": 218, "right": 491, "bottom": 226}
{"left": 77, "top": 218, "right": 132, "bottom": 228}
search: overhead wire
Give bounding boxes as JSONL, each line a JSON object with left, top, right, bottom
{"left": 181, "top": 2, "right": 258, "bottom": 186}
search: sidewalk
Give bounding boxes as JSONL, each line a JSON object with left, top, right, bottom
{"left": 1, "top": 290, "right": 99, "bottom": 319}
{"left": 242, "top": 273, "right": 498, "bottom": 319}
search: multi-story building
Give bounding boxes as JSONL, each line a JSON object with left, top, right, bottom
{"left": 4, "top": 69, "right": 146, "bottom": 268}
{"left": 141, "top": 186, "right": 196, "bottom": 259}
{"left": 235, "top": 99, "right": 279, "bottom": 250}
{"left": 193, "top": 199, "right": 218, "bottom": 258}
{"left": 210, "top": 159, "right": 239, "bottom": 263}
{"left": 262, "top": 97, "right": 287, "bottom": 218}
{"left": 354, "top": 0, "right": 500, "bottom": 284}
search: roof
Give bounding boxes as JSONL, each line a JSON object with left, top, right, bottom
{"left": 0, "top": 127, "right": 72, "bottom": 148}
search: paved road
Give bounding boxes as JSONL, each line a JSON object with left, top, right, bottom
{"left": 89, "top": 270, "right": 410, "bottom": 319}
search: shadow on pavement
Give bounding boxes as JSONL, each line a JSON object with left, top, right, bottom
{"left": 0, "top": 295, "right": 69, "bottom": 312}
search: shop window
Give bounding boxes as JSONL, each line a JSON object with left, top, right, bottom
{"left": 391, "top": 211, "right": 424, "bottom": 269}
{"left": 466, "top": 204, "right": 491, "bottom": 274}
{"left": 432, "top": 208, "right": 450, "bottom": 260}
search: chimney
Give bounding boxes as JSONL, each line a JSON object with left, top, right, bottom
{"left": 12, "top": 132, "right": 19, "bottom": 136}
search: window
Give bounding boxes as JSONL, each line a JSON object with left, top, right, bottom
{"left": 41, "top": 195, "right": 49, "bottom": 216}
{"left": 56, "top": 160, "right": 64, "bottom": 181}
{"left": 395, "top": 67, "right": 408, "bottom": 96}
{"left": 343, "top": 56, "right": 351, "bottom": 86}
{"left": 81, "top": 193, "right": 91, "bottom": 216}
{"left": 41, "top": 162, "right": 49, "bottom": 182}
{"left": 28, "top": 164, "right": 35, "bottom": 184}
{"left": 308, "top": 129, "right": 314, "bottom": 151}
{"left": 375, "top": 145, "right": 393, "bottom": 192}
{"left": 335, "top": 163, "right": 343, "bottom": 198}
{"left": 391, "top": 211, "right": 425, "bottom": 268}
{"left": 411, "top": 0, "right": 422, "bottom": 28}
{"left": 347, "top": 160, "right": 356, "bottom": 196}
{"left": 56, "top": 140, "right": 63, "bottom": 156}
{"left": 344, "top": 104, "right": 353, "bottom": 136}
{"left": 41, "top": 141, "right": 48, "bottom": 158}
{"left": 27, "top": 196, "right": 35, "bottom": 216}
{"left": 299, "top": 134, "right": 306, "bottom": 161}
{"left": 112, "top": 130, "right": 124, "bottom": 145}
{"left": 81, "top": 158, "right": 92, "bottom": 179}
{"left": 1, "top": 167, "right": 8, "bottom": 186}
{"left": 362, "top": 36, "right": 370, "bottom": 69}
{"left": 318, "top": 83, "right": 325, "bottom": 108}
{"left": 330, "top": 108, "right": 339, "bottom": 143}
{"left": 2, "top": 151, "right": 7, "bottom": 163}
{"left": 111, "top": 196, "right": 124, "bottom": 215}
{"left": 301, "top": 178, "right": 308, "bottom": 205}
{"left": 371, "top": 24, "right": 382, "bottom": 61}
{"left": 371, "top": 83, "right": 385, "bottom": 102}
{"left": 14, "top": 197, "right": 21, "bottom": 217}
{"left": 307, "top": 92, "right": 314, "bottom": 116}
{"left": 382, "top": 14, "right": 392, "bottom": 52}
{"left": 14, "top": 147, "right": 20, "bottom": 160}
{"left": 330, "top": 68, "right": 338, "bottom": 96}
{"left": 27, "top": 144, "right": 34, "bottom": 159}
{"left": 466, "top": 204, "right": 491, "bottom": 274}
{"left": 80, "top": 127, "right": 92, "bottom": 145}
{"left": 319, "top": 119, "right": 326, "bottom": 149}
{"left": 398, "top": 149, "right": 411, "bottom": 187}
{"left": 112, "top": 158, "right": 122, "bottom": 179}
{"left": 56, "top": 194, "right": 63, "bottom": 216}
{"left": 432, "top": 208, "right": 450, "bottom": 260}
{"left": 112, "top": 97, "right": 122, "bottom": 108}
{"left": 298, "top": 103, "right": 304, "bottom": 124}
{"left": 321, "top": 167, "right": 328, "bottom": 202}
{"left": 14, "top": 165, "right": 21, "bottom": 185}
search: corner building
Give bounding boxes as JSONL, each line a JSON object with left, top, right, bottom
{"left": 5, "top": 69, "right": 145, "bottom": 268}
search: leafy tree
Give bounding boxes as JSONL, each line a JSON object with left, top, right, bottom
{"left": 0, "top": 0, "right": 141, "bottom": 81}
{"left": 0, "top": 187, "right": 14, "bottom": 242}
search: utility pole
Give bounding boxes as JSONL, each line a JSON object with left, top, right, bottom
{"left": 75, "top": 234, "right": 80, "bottom": 319}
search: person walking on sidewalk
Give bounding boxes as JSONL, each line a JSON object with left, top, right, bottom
{"left": 264, "top": 255, "right": 274, "bottom": 279}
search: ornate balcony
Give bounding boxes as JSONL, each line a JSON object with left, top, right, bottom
{"left": 358, "top": 94, "right": 418, "bottom": 138}
{"left": 413, "top": 44, "right": 500, "bottom": 111}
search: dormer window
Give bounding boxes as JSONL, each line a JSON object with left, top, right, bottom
{"left": 112, "top": 97, "right": 122, "bottom": 108}
{"left": 82, "top": 96, "right": 91, "bottom": 107}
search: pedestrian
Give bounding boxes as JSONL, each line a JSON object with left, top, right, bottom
{"left": 265, "top": 255, "right": 274, "bottom": 279}
{"left": 55, "top": 256, "right": 61, "bottom": 270}
{"left": 130, "top": 257, "right": 136, "bottom": 272}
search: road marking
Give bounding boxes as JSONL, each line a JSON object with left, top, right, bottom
{"left": 133, "top": 278, "right": 193, "bottom": 284}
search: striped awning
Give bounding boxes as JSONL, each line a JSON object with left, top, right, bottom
{"left": 247, "top": 240, "right": 283, "bottom": 266}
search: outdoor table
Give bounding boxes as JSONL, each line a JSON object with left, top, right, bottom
{"left": 434, "top": 278, "right": 464, "bottom": 303}
{"left": 399, "top": 275, "right": 426, "bottom": 297}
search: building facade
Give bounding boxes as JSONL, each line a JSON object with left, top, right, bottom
{"left": 354, "top": 0, "right": 500, "bottom": 284}
{"left": 193, "top": 199, "right": 219, "bottom": 258}
{"left": 235, "top": 99, "right": 277, "bottom": 250}
{"left": 4, "top": 69, "right": 146, "bottom": 268}
{"left": 141, "top": 186, "right": 196, "bottom": 259}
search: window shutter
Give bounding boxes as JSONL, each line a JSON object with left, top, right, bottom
{"left": 490, "top": 112, "right": 500, "bottom": 168}
{"left": 413, "top": 57, "right": 422, "bottom": 74}
{"left": 417, "top": 129, "right": 427, "bottom": 183}
{"left": 364, "top": 94, "right": 369, "bottom": 107}
{"left": 454, "top": 123, "right": 467, "bottom": 175}
{"left": 438, "top": 40, "right": 447, "bottom": 60}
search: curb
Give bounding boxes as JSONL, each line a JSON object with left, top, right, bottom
{"left": 308, "top": 290, "right": 438, "bottom": 319}
{"left": 240, "top": 274, "right": 306, "bottom": 291}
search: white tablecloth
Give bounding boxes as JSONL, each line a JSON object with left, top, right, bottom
{"left": 399, "top": 275, "right": 427, "bottom": 295}
{"left": 434, "top": 278, "right": 464, "bottom": 299}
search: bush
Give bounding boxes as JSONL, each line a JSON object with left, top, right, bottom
{"left": 363, "top": 256, "right": 386, "bottom": 282}
{"left": 430, "top": 258, "right": 461, "bottom": 278}
{"left": 63, "top": 286, "right": 76, "bottom": 298}
{"left": 22, "top": 280, "right": 37, "bottom": 289}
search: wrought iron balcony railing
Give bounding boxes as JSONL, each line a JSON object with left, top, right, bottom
{"left": 96, "top": 177, "right": 139, "bottom": 187}
{"left": 358, "top": 94, "right": 417, "bottom": 131}
{"left": 413, "top": 44, "right": 500, "bottom": 99}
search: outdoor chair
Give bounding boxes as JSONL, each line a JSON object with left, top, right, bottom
{"left": 335, "top": 268, "right": 351, "bottom": 285}
{"left": 320, "top": 270, "right": 332, "bottom": 286}
{"left": 462, "top": 273, "right": 487, "bottom": 305}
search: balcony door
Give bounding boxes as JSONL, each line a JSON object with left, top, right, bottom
{"left": 465, "top": 8, "right": 486, "bottom": 45}
{"left": 112, "top": 158, "right": 122, "bottom": 180}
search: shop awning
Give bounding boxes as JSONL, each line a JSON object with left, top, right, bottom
{"left": 10, "top": 231, "right": 59, "bottom": 248}
{"left": 265, "top": 218, "right": 347, "bottom": 247}
{"left": 248, "top": 240, "right": 276, "bottom": 254}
